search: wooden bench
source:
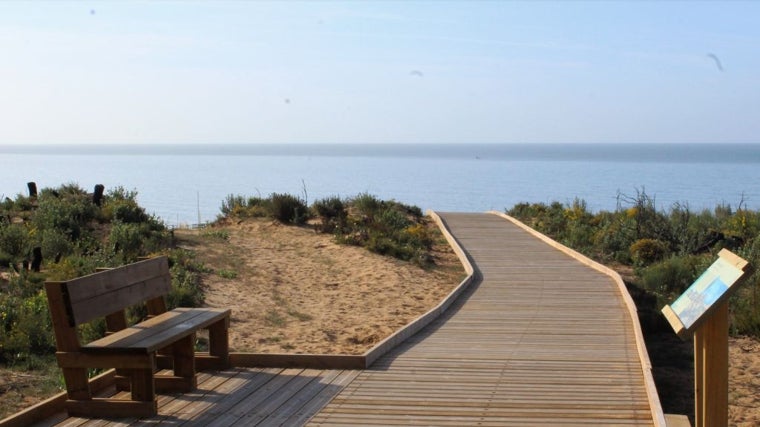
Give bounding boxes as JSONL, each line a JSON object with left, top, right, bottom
{"left": 44, "top": 256, "right": 231, "bottom": 418}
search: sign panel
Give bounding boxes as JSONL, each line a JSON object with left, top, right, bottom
{"left": 662, "top": 249, "right": 749, "bottom": 339}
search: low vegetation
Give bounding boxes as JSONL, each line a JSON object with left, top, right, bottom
{"left": 507, "top": 189, "right": 760, "bottom": 338}
{"left": 0, "top": 183, "right": 206, "bottom": 418}
{"left": 221, "top": 191, "right": 435, "bottom": 267}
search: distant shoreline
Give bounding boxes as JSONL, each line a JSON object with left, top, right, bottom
{"left": 2, "top": 142, "right": 760, "bottom": 163}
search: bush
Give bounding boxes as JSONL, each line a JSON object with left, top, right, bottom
{"left": 270, "top": 193, "right": 308, "bottom": 224}
{"left": 38, "top": 229, "right": 73, "bottom": 261}
{"left": 352, "top": 192, "right": 382, "bottom": 219}
{"left": 312, "top": 196, "right": 347, "bottom": 233}
{"left": 0, "top": 224, "right": 28, "bottom": 259}
{"left": 311, "top": 193, "right": 434, "bottom": 266}
{"left": 33, "top": 186, "right": 98, "bottom": 240}
{"left": 637, "top": 255, "right": 708, "bottom": 301}
{"left": 630, "top": 238, "right": 669, "bottom": 267}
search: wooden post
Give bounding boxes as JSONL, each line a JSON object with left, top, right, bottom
{"left": 31, "top": 247, "right": 42, "bottom": 272}
{"left": 93, "top": 184, "right": 105, "bottom": 206}
{"left": 694, "top": 328, "right": 704, "bottom": 427}
{"left": 694, "top": 301, "right": 729, "bottom": 427}
{"left": 27, "top": 182, "right": 37, "bottom": 198}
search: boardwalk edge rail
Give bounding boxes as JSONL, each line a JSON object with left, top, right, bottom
{"left": 489, "top": 210, "right": 667, "bottom": 427}
{"left": 362, "top": 210, "right": 477, "bottom": 367}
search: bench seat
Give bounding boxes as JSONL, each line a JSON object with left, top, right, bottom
{"left": 83, "top": 307, "right": 230, "bottom": 354}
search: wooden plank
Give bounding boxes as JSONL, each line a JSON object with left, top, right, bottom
{"left": 83, "top": 308, "right": 229, "bottom": 353}
{"left": 56, "top": 352, "right": 153, "bottom": 369}
{"left": 230, "top": 353, "right": 365, "bottom": 369}
{"left": 291, "top": 370, "right": 362, "bottom": 425}
{"left": 208, "top": 368, "right": 326, "bottom": 426}
{"left": 62, "top": 257, "right": 171, "bottom": 325}
{"left": 186, "top": 367, "right": 298, "bottom": 426}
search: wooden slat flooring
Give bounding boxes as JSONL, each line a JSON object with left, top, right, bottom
{"left": 307, "top": 212, "right": 658, "bottom": 426}
{"left": 33, "top": 368, "right": 360, "bottom": 427}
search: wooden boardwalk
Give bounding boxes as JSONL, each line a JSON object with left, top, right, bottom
{"left": 31, "top": 368, "right": 361, "bottom": 427}
{"left": 308, "top": 212, "right": 662, "bottom": 426}
{"left": 23, "top": 212, "right": 664, "bottom": 427}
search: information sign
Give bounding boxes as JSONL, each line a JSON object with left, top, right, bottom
{"left": 662, "top": 249, "right": 749, "bottom": 339}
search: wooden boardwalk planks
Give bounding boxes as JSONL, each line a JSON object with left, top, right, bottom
{"left": 33, "top": 368, "right": 360, "bottom": 427}
{"left": 307, "top": 212, "right": 661, "bottom": 426}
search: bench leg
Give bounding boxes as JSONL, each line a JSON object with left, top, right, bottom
{"left": 154, "top": 334, "right": 197, "bottom": 393}
{"left": 174, "top": 333, "right": 197, "bottom": 389}
{"left": 130, "top": 368, "right": 156, "bottom": 402}
{"left": 208, "top": 317, "right": 230, "bottom": 368}
{"left": 114, "top": 369, "right": 131, "bottom": 391}
{"left": 62, "top": 367, "right": 91, "bottom": 400}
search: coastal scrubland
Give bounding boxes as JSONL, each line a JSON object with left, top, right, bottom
{"left": 1, "top": 185, "right": 758, "bottom": 425}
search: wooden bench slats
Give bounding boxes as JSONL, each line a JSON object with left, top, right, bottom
{"left": 57, "top": 259, "right": 171, "bottom": 325}
{"left": 56, "top": 351, "right": 155, "bottom": 369}
{"left": 83, "top": 307, "right": 230, "bottom": 354}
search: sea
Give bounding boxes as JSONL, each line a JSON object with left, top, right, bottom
{"left": 2, "top": 143, "right": 760, "bottom": 228}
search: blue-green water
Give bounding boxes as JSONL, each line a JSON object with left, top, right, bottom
{"left": 2, "top": 143, "right": 759, "bottom": 226}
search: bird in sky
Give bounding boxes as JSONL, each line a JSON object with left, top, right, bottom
{"left": 707, "top": 53, "right": 724, "bottom": 72}
{"left": 410, "top": 70, "right": 424, "bottom": 77}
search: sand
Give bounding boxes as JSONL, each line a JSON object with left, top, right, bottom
{"left": 178, "top": 218, "right": 465, "bottom": 355}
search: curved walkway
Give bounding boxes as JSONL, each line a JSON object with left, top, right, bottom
{"left": 308, "top": 212, "right": 664, "bottom": 426}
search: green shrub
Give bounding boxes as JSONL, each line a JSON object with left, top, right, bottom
{"left": 0, "top": 290, "right": 55, "bottom": 364}
{"left": 108, "top": 222, "right": 144, "bottom": 260}
{"left": 352, "top": 192, "right": 382, "bottom": 219}
{"left": 377, "top": 207, "right": 411, "bottom": 232}
{"left": 270, "top": 193, "right": 308, "bottom": 224}
{"left": 636, "top": 255, "right": 708, "bottom": 300}
{"left": 0, "top": 224, "right": 28, "bottom": 258}
{"left": 43, "top": 255, "right": 101, "bottom": 281}
{"left": 201, "top": 229, "right": 230, "bottom": 241}
{"left": 217, "top": 269, "right": 237, "bottom": 279}
{"left": 168, "top": 266, "right": 203, "bottom": 308}
{"left": 110, "top": 200, "right": 149, "bottom": 223}
{"left": 38, "top": 229, "right": 73, "bottom": 261}
{"left": 220, "top": 194, "right": 271, "bottom": 218}
{"left": 33, "top": 186, "right": 98, "bottom": 240}
{"left": 630, "top": 238, "right": 669, "bottom": 267}
{"left": 312, "top": 196, "right": 347, "bottom": 233}
{"left": 220, "top": 194, "right": 247, "bottom": 216}
{"left": 166, "top": 249, "right": 206, "bottom": 309}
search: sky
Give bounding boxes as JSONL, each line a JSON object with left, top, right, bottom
{"left": 1, "top": 1, "right": 758, "bottom": 145}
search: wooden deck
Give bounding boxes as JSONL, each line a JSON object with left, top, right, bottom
{"left": 22, "top": 212, "right": 664, "bottom": 427}
{"left": 31, "top": 368, "right": 361, "bottom": 427}
{"left": 309, "top": 212, "right": 663, "bottom": 426}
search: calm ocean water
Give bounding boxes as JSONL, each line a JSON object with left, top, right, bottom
{"left": 2, "top": 143, "right": 760, "bottom": 227}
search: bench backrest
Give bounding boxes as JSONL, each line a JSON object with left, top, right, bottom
{"left": 45, "top": 257, "right": 171, "bottom": 351}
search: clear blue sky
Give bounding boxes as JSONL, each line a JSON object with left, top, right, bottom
{"left": 1, "top": 1, "right": 758, "bottom": 145}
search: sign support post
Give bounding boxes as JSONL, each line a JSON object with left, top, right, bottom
{"left": 694, "top": 301, "right": 728, "bottom": 427}
{"left": 661, "top": 249, "right": 750, "bottom": 427}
